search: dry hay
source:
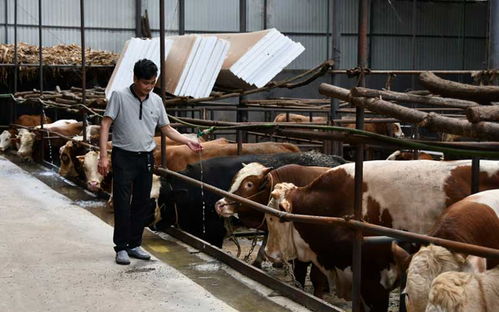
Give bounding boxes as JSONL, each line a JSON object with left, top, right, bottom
{"left": 0, "top": 42, "right": 118, "bottom": 82}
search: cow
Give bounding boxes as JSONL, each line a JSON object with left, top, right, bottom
{"left": 426, "top": 266, "right": 499, "bottom": 312}
{"left": 404, "top": 189, "right": 499, "bottom": 312}
{"left": 59, "top": 138, "right": 114, "bottom": 179}
{"left": 273, "top": 113, "right": 327, "bottom": 123}
{"left": 344, "top": 121, "right": 404, "bottom": 138}
{"left": 156, "top": 151, "right": 349, "bottom": 248}
{"left": 386, "top": 150, "right": 437, "bottom": 161}
{"left": 0, "top": 114, "right": 53, "bottom": 152}
{"left": 17, "top": 119, "right": 82, "bottom": 161}
{"left": 155, "top": 141, "right": 300, "bottom": 172}
{"left": 214, "top": 161, "right": 346, "bottom": 298}
{"left": 264, "top": 160, "right": 499, "bottom": 311}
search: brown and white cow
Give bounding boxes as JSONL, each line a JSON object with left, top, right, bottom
{"left": 158, "top": 141, "right": 300, "bottom": 172}
{"left": 0, "top": 114, "right": 53, "bottom": 152}
{"left": 77, "top": 150, "right": 162, "bottom": 221}
{"left": 404, "top": 189, "right": 499, "bottom": 312}
{"left": 264, "top": 160, "right": 499, "bottom": 311}
{"left": 386, "top": 150, "right": 437, "bottom": 161}
{"left": 273, "top": 113, "right": 327, "bottom": 123}
{"left": 426, "top": 266, "right": 499, "bottom": 312}
{"left": 215, "top": 163, "right": 332, "bottom": 297}
{"left": 17, "top": 119, "right": 82, "bottom": 160}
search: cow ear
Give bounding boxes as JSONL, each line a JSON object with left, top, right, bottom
{"left": 392, "top": 241, "right": 411, "bottom": 273}
{"left": 76, "top": 155, "right": 85, "bottom": 165}
{"left": 262, "top": 167, "right": 273, "bottom": 176}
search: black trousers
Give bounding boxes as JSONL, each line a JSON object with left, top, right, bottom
{"left": 111, "top": 147, "right": 154, "bottom": 252}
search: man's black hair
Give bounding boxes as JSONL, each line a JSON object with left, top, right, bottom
{"left": 133, "top": 59, "right": 158, "bottom": 80}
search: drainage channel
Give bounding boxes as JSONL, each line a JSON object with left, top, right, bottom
{"left": 4, "top": 153, "right": 337, "bottom": 312}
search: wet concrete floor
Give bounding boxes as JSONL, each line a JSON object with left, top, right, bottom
{"left": 2, "top": 153, "right": 309, "bottom": 312}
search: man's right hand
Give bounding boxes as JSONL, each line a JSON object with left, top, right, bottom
{"left": 98, "top": 156, "right": 110, "bottom": 176}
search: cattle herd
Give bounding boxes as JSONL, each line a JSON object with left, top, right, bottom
{"left": 2, "top": 114, "right": 499, "bottom": 312}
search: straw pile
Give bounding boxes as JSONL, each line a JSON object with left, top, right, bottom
{"left": 0, "top": 42, "right": 118, "bottom": 65}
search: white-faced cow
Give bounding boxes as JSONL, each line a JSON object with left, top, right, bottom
{"left": 264, "top": 160, "right": 499, "bottom": 312}
{"left": 426, "top": 266, "right": 499, "bottom": 312}
{"left": 0, "top": 114, "right": 53, "bottom": 152}
{"left": 17, "top": 119, "right": 82, "bottom": 161}
{"left": 215, "top": 161, "right": 345, "bottom": 298}
{"left": 404, "top": 189, "right": 499, "bottom": 312}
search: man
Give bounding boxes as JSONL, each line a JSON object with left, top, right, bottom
{"left": 98, "top": 59, "right": 203, "bottom": 265}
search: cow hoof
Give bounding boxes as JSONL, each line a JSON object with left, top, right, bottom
{"left": 251, "top": 260, "right": 262, "bottom": 269}
{"left": 272, "top": 262, "right": 284, "bottom": 269}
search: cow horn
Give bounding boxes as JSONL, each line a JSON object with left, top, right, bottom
{"left": 242, "top": 162, "right": 248, "bottom": 167}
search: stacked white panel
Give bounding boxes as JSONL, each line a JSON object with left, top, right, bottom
{"left": 229, "top": 28, "right": 305, "bottom": 88}
{"left": 175, "top": 36, "right": 230, "bottom": 98}
{"left": 105, "top": 37, "right": 173, "bottom": 99}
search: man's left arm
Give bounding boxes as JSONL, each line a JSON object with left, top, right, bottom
{"left": 160, "top": 125, "right": 203, "bottom": 152}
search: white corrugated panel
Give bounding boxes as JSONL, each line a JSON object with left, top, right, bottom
{"left": 174, "top": 36, "right": 230, "bottom": 98}
{"left": 105, "top": 37, "right": 173, "bottom": 99}
{"left": 230, "top": 28, "right": 304, "bottom": 87}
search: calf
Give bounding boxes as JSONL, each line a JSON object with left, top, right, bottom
{"left": 404, "top": 189, "right": 499, "bottom": 312}
{"left": 264, "top": 160, "right": 499, "bottom": 311}
{"left": 426, "top": 266, "right": 499, "bottom": 312}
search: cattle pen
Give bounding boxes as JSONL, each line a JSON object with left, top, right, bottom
{"left": 1, "top": 1, "right": 499, "bottom": 312}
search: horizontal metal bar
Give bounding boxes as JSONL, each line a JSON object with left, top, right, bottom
{"left": 5, "top": 23, "right": 135, "bottom": 32}
{"left": 0, "top": 63, "right": 114, "bottom": 68}
{"left": 341, "top": 32, "right": 486, "bottom": 40}
{"left": 156, "top": 167, "right": 499, "bottom": 260}
{"left": 329, "top": 69, "right": 486, "bottom": 75}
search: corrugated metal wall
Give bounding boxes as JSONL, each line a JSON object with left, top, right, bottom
{"left": 0, "top": 0, "right": 490, "bottom": 71}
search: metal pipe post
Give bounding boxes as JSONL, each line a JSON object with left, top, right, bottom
{"left": 352, "top": 0, "right": 369, "bottom": 311}
{"left": 4, "top": 0, "right": 7, "bottom": 43}
{"left": 159, "top": 0, "right": 166, "bottom": 103}
{"left": 240, "top": 0, "right": 247, "bottom": 32}
{"left": 490, "top": 0, "right": 499, "bottom": 69}
{"left": 263, "top": 0, "right": 268, "bottom": 29}
{"left": 38, "top": 0, "right": 43, "bottom": 94}
{"left": 179, "top": 0, "right": 185, "bottom": 35}
{"left": 471, "top": 157, "right": 480, "bottom": 194}
{"left": 80, "top": 0, "right": 87, "bottom": 141}
{"left": 135, "top": 0, "right": 142, "bottom": 37}
{"left": 14, "top": 0, "right": 18, "bottom": 94}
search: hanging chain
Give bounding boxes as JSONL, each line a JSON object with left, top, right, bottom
{"left": 41, "top": 105, "right": 54, "bottom": 164}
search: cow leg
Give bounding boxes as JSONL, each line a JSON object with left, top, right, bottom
{"left": 292, "top": 260, "right": 308, "bottom": 289}
{"left": 252, "top": 233, "right": 268, "bottom": 269}
{"left": 361, "top": 278, "right": 390, "bottom": 312}
{"left": 310, "top": 264, "right": 330, "bottom": 298}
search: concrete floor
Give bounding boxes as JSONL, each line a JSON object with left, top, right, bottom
{"left": 0, "top": 155, "right": 311, "bottom": 312}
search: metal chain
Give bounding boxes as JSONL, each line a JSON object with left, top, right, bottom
{"left": 243, "top": 233, "right": 259, "bottom": 263}
{"left": 283, "top": 259, "right": 302, "bottom": 289}
{"left": 41, "top": 105, "right": 54, "bottom": 164}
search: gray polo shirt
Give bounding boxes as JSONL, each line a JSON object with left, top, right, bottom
{"left": 104, "top": 86, "right": 170, "bottom": 152}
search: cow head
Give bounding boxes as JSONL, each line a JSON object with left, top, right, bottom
{"left": 391, "top": 122, "right": 404, "bottom": 138}
{"left": 264, "top": 182, "right": 299, "bottom": 263}
{"left": 59, "top": 141, "right": 79, "bottom": 177}
{"left": 0, "top": 130, "right": 15, "bottom": 152}
{"left": 16, "top": 129, "right": 36, "bottom": 160}
{"left": 215, "top": 162, "right": 273, "bottom": 218}
{"left": 403, "top": 244, "right": 483, "bottom": 312}
{"left": 78, "top": 151, "right": 103, "bottom": 192}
